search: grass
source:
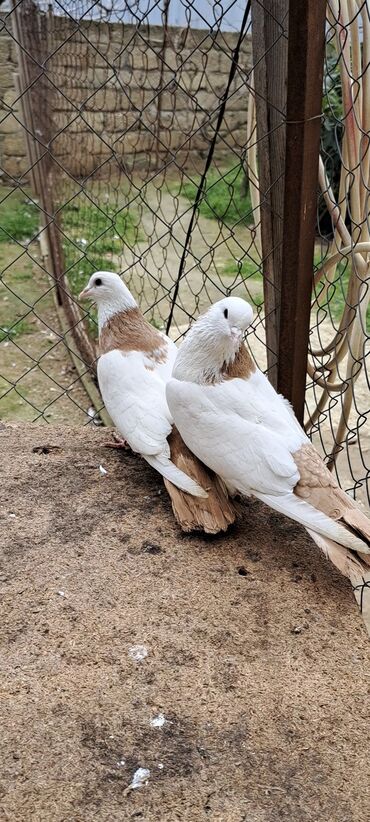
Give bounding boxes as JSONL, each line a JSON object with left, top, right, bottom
{"left": 0, "top": 241, "right": 40, "bottom": 341}
{"left": 221, "top": 258, "right": 264, "bottom": 306}
{"left": 222, "top": 257, "right": 262, "bottom": 280}
{"left": 180, "top": 164, "right": 368, "bottom": 324}
{"left": 0, "top": 317, "right": 34, "bottom": 342}
{"left": 314, "top": 253, "right": 348, "bottom": 322}
{"left": 180, "top": 165, "right": 253, "bottom": 226}
{"left": 0, "top": 186, "right": 140, "bottom": 342}
{"left": 0, "top": 232, "right": 60, "bottom": 423}
{"left": 61, "top": 202, "right": 136, "bottom": 256}
{"left": 0, "top": 184, "right": 140, "bottom": 422}
{"left": 221, "top": 251, "right": 369, "bottom": 322}
{"left": 0, "top": 190, "right": 39, "bottom": 243}
{"left": 0, "top": 189, "right": 43, "bottom": 342}
{"left": 60, "top": 196, "right": 139, "bottom": 337}
{"left": 314, "top": 252, "right": 370, "bottom": 325}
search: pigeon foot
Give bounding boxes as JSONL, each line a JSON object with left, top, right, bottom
{"left": 103, "top": 432, "right": 130, "bottom": 450}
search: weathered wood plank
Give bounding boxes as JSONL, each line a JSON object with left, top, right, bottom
{"left": 278, "top": 0, "right": 326, "bottom": 421}
{"left": 251, "top": 0, "right": 289, "bottom": 387}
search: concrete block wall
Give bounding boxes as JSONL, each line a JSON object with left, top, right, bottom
{"left": 0, "top": 14, "right": 252, "bottom": 181}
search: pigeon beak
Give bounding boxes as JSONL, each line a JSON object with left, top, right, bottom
{"left": 79, "top": 287, "right": 93, "bottom": 300}
{"left": 230, "top": 326, "right": 243, "bottom": 343}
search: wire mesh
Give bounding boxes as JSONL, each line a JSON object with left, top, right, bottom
{"left": 307, "top": 0, "right": 370, "bottom": 505}
{"left": 0, "top": 0, "right": 368, "bottom": 505}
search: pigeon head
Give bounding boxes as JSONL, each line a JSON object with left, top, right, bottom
{"left": 173, "top": 297, "right": 254, "bottom": 383}
{"left": 208, "top": 297, "right": 254, "bottom": 345}
{"left": 79, "top": 271, "right": 137, "bottom": 328}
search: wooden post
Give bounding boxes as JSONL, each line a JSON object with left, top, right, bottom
{"left": 251, "top": 0, "right": 289, "bottom": 387}
{"left": 251, "top": 0, "right": 326, "bottom": 418}
{"left": 278, "top": 0, "right": 326, "bottom": 422}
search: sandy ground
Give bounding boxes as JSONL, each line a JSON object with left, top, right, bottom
{"left": 1, "top": 422, "right": 370, "bottom": 822}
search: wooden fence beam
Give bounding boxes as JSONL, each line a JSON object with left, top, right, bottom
{"left": 251, "top": 0, "right": 289, "bottom": 387}
{"left": 278, "top": 0, "right": 326, "bottom": 421}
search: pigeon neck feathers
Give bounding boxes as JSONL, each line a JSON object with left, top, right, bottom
{"left": 96, "top": 284, "right": 137, "bottom": 332}
{"left": 222, "top": 343, "right": 256, "bottom": 380}
{"left": 99, "top": 305, "right": 168, "bottom": 364}
{"left": 174, "top": 315, "right": 256, "bottom": 384}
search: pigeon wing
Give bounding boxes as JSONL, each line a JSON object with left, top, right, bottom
{"left": 98, "top": 350, "right": 173, "bottom": 456}
{"left": 166, "top": 377, "right": 300, "bottom": 495}
{"left": 98, "top": 351, "right": 207, "bottom": 498}
{"left": 166, "top": 377, "right": 370, "bottom": 554}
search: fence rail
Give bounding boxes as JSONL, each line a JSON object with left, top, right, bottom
{"left": 0, "top": 0, "right": 369, "bottom": 505}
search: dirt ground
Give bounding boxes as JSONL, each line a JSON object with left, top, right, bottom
{"left": 1, "top": 422, "right": 370, "bottom": 822}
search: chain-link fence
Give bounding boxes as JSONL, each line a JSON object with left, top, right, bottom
{"left": 309, "top": 0, "right": 370, "bottom": 505}
{"left": 0, "top": 0, "right": 369, "bottom": 505}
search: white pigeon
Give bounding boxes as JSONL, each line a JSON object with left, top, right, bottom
{"left": 79, "top": 271, "right": 205, "bottom": 497}
{"left": 166, "top": 296, "right": 370, "bottom": 631}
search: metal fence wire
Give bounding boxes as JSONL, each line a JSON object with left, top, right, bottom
{"left": 0, "top": 0, "right": 369, "bottom": 506}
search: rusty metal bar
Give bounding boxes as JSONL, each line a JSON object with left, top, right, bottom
{"left": 278, "top": 0, "right": 326, "bottom": 422}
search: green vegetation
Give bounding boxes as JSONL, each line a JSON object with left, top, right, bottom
{"left": 0, "top": 185, "right": 142, "bottom": 421}
{"left": 221, "top": 257, "right": 263, "bottom": 306}
{"left": 314, "top": 254, "right": 348, "bottom": 321}
{"left": 222, "top": 250, "right": 369, "bottom": 322}
{"left": 0, "top": 229, "right": 39, "bottom": 344}
{"left": 0, "top": 190, "right": 39, "bottom": 243}
{"left": 222, "top": 257, "right": 262, "bottom": 281}
{"left": 181, "top": 165, "right": 253, "bottom": 226}
{"left": 60, "top": 196, "right": 139, "bottom": 336}
{"left": 0, "top": 317, "right": 33, "bottom": 342}
{"left": 61, "top": 201, "right": 136, "bottom": 256}
{"left": 314, "top": 253, "right": 370, "bottom": 325}
{"left": 0, "top": 189, "right": 40, "bottom": 342}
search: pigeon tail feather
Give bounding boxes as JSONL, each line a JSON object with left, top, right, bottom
{"left": 144, "top": 453, "right": 208, "bottom": 498}
{"left": 164, "top": 426, "right": 237, "bottom": 533}
{"left": 307, "top": 528, "right": 370, "bottom": 637}
{"left": 254, "top": 491, "right": 370, "bottom": 555}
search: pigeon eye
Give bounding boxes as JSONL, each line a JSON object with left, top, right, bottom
{"left": 223, "top": 308, "right": 228, "bottom": 319}
{"left": 95, "top": 278, "right": 102, "bottom": 286}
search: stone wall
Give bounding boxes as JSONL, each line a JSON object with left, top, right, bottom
{"left": 0, "top": 14, "right": 252, "bottom": 181}
{"left": 0, "top": 24, "right": 26, "bottom": 180}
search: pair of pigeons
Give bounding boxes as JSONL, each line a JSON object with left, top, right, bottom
{"left": 80, "top": 271, "right": 370, "bottom": 633}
